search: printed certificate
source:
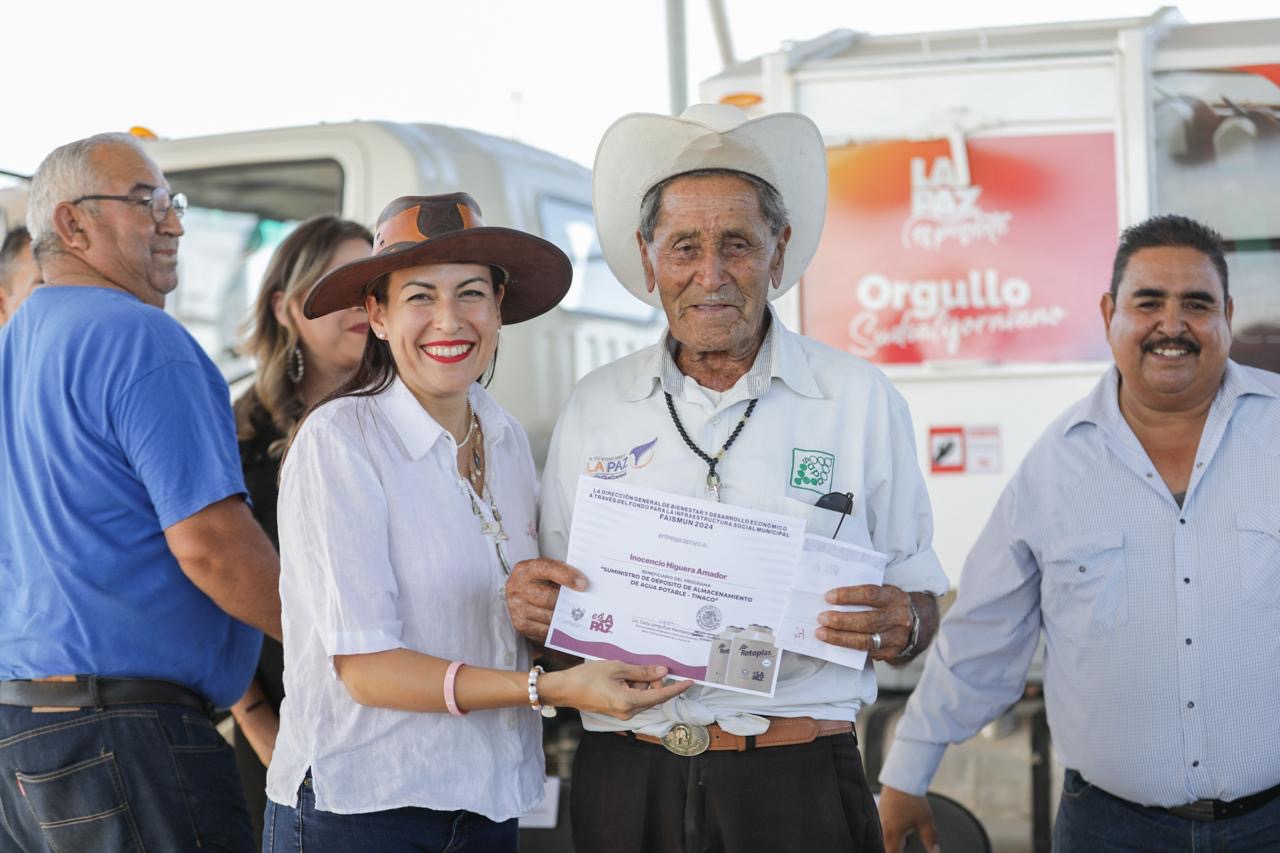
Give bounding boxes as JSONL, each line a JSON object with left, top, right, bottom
{"left": 777, "top": 536, "right": 887, "bottom": 671}
{"left": 546, "top": 477, "right": 805, "bottom": 696}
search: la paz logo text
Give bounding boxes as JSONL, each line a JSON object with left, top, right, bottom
{"left": 586, "top": 437, "right": 657, "bottom": 480}
{"left": 901, "top": 155, "right": 1012, "bottom": 251}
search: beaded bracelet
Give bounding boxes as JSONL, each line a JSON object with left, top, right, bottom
{"left": 527, "top": 665, "right": 557, "bottom": 718}
{"left": 444, "top": 660, "right": 468, "bottom": 717}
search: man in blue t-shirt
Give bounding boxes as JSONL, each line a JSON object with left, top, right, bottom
{"left": 0, "top": 133, "right": 282, "bottom": 852}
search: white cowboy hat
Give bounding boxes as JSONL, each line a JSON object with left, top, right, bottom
{"left": 592, "top": 102, "right": 827, "bottom": 307}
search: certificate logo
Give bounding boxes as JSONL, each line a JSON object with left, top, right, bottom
{"left": 586, "top": 437, "right": 658, "bottom": 480}
{"left": 696, "top": 605, "right": 722, "bottom": 632}
{"left": 590, "top": 612, "right": 615, "bottom": 634}
{"left": 571, "top": 607, "right": 585, "bottom": 622}
{"left": 790, "top": 449, "right": 836, "bottom": 495}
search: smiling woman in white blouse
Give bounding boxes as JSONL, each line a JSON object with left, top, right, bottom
{"left": 263, "top": 194, "right": 689, "bottom": 853}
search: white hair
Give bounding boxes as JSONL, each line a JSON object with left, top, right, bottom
{"left": 26, "top": 132, "right": 148, "bottom": 257}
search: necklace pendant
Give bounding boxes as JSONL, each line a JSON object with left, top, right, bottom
{"left": 706, "top": 471, "right": 721, "bottom": 502}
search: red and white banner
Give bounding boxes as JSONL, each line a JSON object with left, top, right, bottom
{"left": 802, "top": 133, "right": 1117, "bottom": 364}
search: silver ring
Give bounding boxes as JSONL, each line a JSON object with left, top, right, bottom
{"left": 871, "top": 632, "right": 882, "bottom": 651}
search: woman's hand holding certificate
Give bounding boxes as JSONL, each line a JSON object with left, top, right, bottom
{"left": 544, "top": 478, "right": 806, "bottom": 697}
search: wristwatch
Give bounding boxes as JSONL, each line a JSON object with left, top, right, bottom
{"left": 896, "top": 599, "right": 922, "bottom": 659}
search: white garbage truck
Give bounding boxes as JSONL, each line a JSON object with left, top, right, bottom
{"left": 701, "top": 6, "right": 1280, "bottom": 589}
{"left": 0, "top": 120, "right": 665, "bottom": 461}
{"left": 700, "top": 9, "right": 1280, "bottom": 850}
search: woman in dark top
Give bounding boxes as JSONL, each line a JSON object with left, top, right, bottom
{"left": 230, "top": 215, "right": 373, "bottom": 845}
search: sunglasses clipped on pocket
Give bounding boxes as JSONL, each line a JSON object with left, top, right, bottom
{"left": 815, "top": 491, "right": 854, "bottom": 538}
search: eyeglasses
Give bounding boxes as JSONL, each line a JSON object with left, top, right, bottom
{"left": 71, "top": 186, "right": 188, "bottom": 224}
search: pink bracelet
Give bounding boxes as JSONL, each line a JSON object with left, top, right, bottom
{"left": 444, "top": 660, "right": 468, "bottom": 717}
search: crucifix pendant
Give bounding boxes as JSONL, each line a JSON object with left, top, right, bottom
{"left": 706, "top": 470, "right": 721, "bottom": 502}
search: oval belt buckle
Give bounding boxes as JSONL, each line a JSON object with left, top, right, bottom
{"left": 661, "top": 723, "right": 710, "bottom": 756}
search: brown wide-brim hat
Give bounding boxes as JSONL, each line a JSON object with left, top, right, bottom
{"left": 303, "top": 192, "right": 572, "bottom": 322}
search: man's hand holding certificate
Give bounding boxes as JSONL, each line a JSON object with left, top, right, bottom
{"left": 545, "top": 478, "right": 899, "bottom": 695}
{"left": 776, "top": 536, "right": 887, "bottom": 670}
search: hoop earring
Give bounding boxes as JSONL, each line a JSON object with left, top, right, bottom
{"left": 287, "top": 344, "right": 305, "bottom": 383}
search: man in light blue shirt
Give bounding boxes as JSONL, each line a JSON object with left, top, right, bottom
{"left": 879, "top": 215, "right": 1280, "bottom": 852}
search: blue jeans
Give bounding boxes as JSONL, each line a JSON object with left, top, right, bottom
{"left": 264, "top": 768, "right": 519, "bottom": 850}
{"left": 1054, "top": 769, "right": 1280, "bottom": 852}
{"left": 263, "top": 773, "right": 517, "bottom": 853}
{"left": 0, "top": 702, "right": 254, "bottom": 851}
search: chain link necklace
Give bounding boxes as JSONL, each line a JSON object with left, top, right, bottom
{"left": 664, "top": 392, "right": 758, "bottom": 502}
{"left": 460, "top": 410, "right": 511, "bottom": 575}
{"left": 457, "top": 400, "right": 479, "bottom": 452}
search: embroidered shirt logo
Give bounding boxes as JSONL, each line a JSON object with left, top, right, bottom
{"left": 790, "top": 448, "right": 835, "bottom": 495}
{"left": 586, "top": 437, "right": 657, "bottom": 480}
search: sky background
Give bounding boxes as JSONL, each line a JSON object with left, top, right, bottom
{"left": 1, "top": 0, "right": 1276, "bottom": 176}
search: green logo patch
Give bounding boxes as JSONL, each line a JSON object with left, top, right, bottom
{"left": 790, "top": 448, "right": 835, "bottom": 495}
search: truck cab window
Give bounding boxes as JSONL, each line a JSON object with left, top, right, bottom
{"left": 167, "top": 159, "right": 345, "bottom": 382}
{"left": 538, "top": 196, "right": 657, "bottom": 324}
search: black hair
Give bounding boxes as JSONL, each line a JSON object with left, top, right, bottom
{"left": 282, "top": 271, "right": 503, "bottom": 462}
{"left": 0, "top": 226, "right": 32, "bottom": 291}
{"left": 1110, "top": 215, "right": 1229, "bottom": 300}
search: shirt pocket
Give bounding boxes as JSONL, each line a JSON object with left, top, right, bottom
{"left": 762, "top": 491, "right": 872, "bottom": 550}
{"left": 1237, "top": 504, "right": 1280, "bottom": 610}
{"left": 1039, "top": 530, "right": 1128, "bottom": 641}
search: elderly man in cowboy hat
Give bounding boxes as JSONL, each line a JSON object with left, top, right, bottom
{"left": 506, "top": 104, "right": 948, "bottom": 851}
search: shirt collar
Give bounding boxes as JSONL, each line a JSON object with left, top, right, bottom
{"left": 374, "top": 377, "right": 508, "bottom": 461}
{"left": 623, "top": 305, "right": 823, "bottom": 402}
{"left": 1219, "top": 358, "right": 1279, "bottom": 403}
{"left": 1064, "top": 359, "right": 1276, "bottom": 436}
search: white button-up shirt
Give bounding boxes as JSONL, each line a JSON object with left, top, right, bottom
{"left": 540, "top": 310, "right": 948, "bottom": 737}
{"left": 881, "top": 361, "right": 1280, "bottom": 807}
{"left": 267, "top": 378, "right": 544, "bottom": 820}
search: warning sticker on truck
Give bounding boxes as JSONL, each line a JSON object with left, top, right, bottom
{"left": 929, "top": 425, "right": 1002, "bottom": 475}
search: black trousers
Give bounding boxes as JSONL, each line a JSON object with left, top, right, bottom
{"left": 570, "top": 730, "right": 885, "bottom": 853}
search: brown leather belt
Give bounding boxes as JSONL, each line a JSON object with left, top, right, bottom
{"left": 0, "top": 676, "right": 211, "bottom": 715}
{"left": 619, "top": 717, "right": 853, "bottom": 756}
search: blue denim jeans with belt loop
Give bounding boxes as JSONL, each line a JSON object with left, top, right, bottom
{"left": 263, "top": 771, "right": 518, "bottom": 853}
{"left": 1054, "top": 768, "right": 1280, "bottom": 852}
{"left": 0, "top": 702, "right": 254, "bottom": 851}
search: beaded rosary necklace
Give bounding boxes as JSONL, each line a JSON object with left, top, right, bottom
{"left": 664, "top": 392, "right": 758, "bottom": 502}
